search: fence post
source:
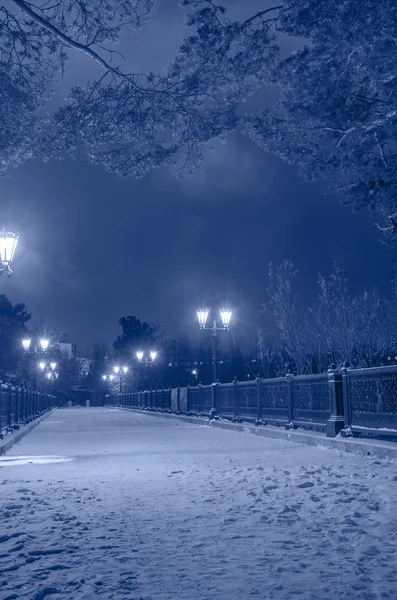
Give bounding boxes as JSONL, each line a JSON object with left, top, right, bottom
{"left": 326, "top": 364, "right": 345, "bottom": 438}
{"left": 21, "top": 388, "right": 25, "bottom": 424}
{"left": 341, "top": 364, "right": 352, "bottom": 433}
{"left": 210, "top": 383, "right": 218, "bottom": 420}
{"left": 255, "top": 378, "right": 263, "bottom": 425}
{"left": 7, "top": 386, "right": 12, "bottom": 430}
{"left": 285, "top": 371, "right": 295, "bottom": 429}
{"left": 14, "top": 387, "right": 20, "bottom": 429}
{"left": 232, "top": 377, "right": 239, "bottom": 421}
{"left": 186, "top": 386, "right": 190, "bottom": 414}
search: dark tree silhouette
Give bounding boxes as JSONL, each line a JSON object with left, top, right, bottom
{"left": 0, "top": 294, "right": 31, "bottom": 381}
{"left": 113, "top": 316, "right": 158, "bottom": 358}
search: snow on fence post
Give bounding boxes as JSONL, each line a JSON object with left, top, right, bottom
{"left": 326, "top": 364, "right": 345, "bottom": 438}
{"left": 285, "top": 371, "right": 294, "bottom": 429}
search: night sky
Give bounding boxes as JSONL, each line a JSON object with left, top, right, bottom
{"left": 1, "top": 0, "right": 395, "bottom": 352}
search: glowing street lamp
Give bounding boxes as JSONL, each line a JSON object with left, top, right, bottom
{"left": 197, "top": 309, "right": 209, "bottom": 329}
{"left": 22, "top": 335, "right": 51, "bottom": 388}
{"left": 220, "top": 309, "right": 232, "bottom": 329}
{"left": 197, "top": 306, "right": 232, "bottom": 385}
{"left": 22, "top": 338, "right": 32, "bottom": 352}
{"left": 112, "top": 365, "right": 129, "bottom": 393}
{"left": 50, "top": 362, "right": 57, "bottom": 371}
{"left": 136, "top": 350, "right": 157, "bottom": 389}
{"left": 40, "top": 339, "right": 50, "bottom": 352}
{"left": 102, "top": 375, "right": 108, "bottom": 381}
{"left": 0, "top": 229, "right": 19, "bottom": 277}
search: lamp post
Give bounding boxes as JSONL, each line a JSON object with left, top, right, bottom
{"left": 0, "top": 229, "right": 19, "bottom": 277}
{"left": 22, "top": 337, "right": 50, "bottom": 388}
{"left": 136, "top": 351, "right": 157, "bottom": 389}
{"left": 113, "top": 365, "right": 128, "bottom": 393}
{"left": 197, "top": 308, "right": 232, "bottom": 383}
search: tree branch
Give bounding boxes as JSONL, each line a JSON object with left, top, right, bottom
{"left": 243, "top": 6, "right": 283, "bottom": 27}
{"left": 9, "top": 0, "right": 143, "bottom": 92}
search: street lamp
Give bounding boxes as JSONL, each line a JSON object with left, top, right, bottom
{"left": 0, "top": 229, "right": 19, "bottom": 277}
{"left": 112, "top": 365, "right": 128, "bottom": 393}
{"left": 197, "top": 307, "right": 232, "bottom": 383}
{"left": 136, "top": 350, "right": 157, "bottom": 389}
{"left": 22, "top": 336, "right": 51, "bottom": 388}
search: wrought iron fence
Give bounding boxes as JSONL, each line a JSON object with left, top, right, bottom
{"left": 0, "top": 382, "right": 55, "bottom": 439}
{"left": 107, "top": 365, "right": 397, "bottom": 439}
{"left": 342, "top": 365, "right": 397, "bottom": 436}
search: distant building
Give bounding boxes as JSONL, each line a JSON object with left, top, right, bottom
{"left": 52, "top": 333, "right": 77, "bottom": 360}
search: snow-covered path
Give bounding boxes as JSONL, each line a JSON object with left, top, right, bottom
{"left": 1, "top": 408, "right": 397, "bottom": 600}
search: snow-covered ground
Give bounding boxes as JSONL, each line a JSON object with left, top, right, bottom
{"left": 1, "top": 408, "right": 397, "bottom": 600}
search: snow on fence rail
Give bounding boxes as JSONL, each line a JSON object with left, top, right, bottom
{"left": 107, "top": 365, "right": 397, "bottom": 440}
{"left": 0, "top": 383, "right": 55, "bottom": 439}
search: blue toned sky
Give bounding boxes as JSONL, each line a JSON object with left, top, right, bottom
{"left": 0, "top": 0, "right": 395, "bottom": 351}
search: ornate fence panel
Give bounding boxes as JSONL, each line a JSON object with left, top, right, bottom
{"left": 291, "top": 374, "right": 330, "bottom": 429}
{"left": 188, "top": 385, "right": 212, "bottom": 414}
{"left": 235, "top": 381, "right": 258, "bottom": 420}
{"left": 217, "top": 383, "right": 236, "bottom": 417}
{"left": 259, "top": 378, "right": 289, "bottom": 425}
{"left": 345, "top": 366, "right": 397, "bottom": 433}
